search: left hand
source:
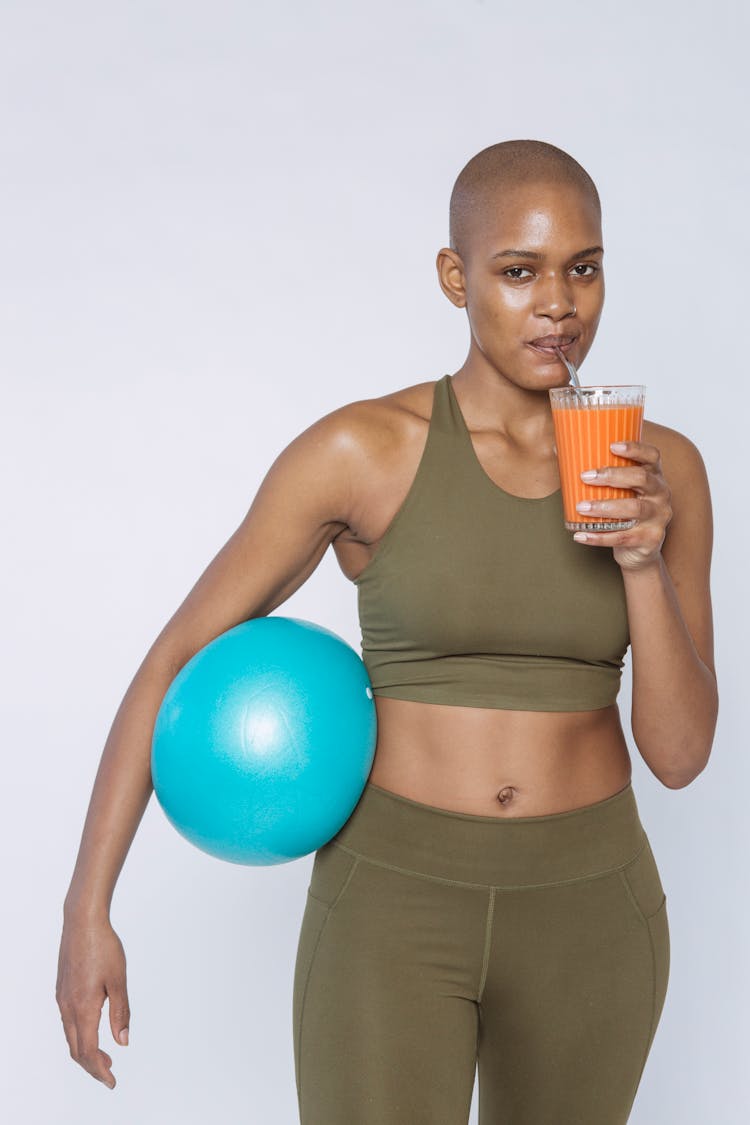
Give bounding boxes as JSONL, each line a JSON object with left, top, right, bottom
{"left": 572, "top": 440, "right": 673, "bottom": 571}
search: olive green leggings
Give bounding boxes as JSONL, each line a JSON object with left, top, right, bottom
{"left": 293, "top": 779, "right": 670, "bottom": 1124}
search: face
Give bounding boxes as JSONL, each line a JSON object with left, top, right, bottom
{"left": 437, "top": 180, "right": 605, "bottom": 390}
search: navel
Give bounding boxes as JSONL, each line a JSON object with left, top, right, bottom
{"left": 496, "top": 785, "right": 516, "bottom": 806}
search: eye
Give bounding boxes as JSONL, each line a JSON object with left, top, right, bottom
{"left": 503, "top": 267, "right": 533, "bottom": 280}
{"left": 571, "top": 263, "right": 600, "bottom": 277}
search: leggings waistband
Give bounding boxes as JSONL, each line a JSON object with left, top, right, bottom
{"left": 328, "top": 780, "right": 647, "bottom": 889}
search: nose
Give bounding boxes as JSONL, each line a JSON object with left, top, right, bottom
{"left": 534, "top": 272, "right": 577, "bottom": 320}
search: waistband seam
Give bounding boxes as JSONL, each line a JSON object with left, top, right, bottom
{"left": 364, "top": 780, "right": 634, "bottom": 823}
{"left": 330, "top": 837, "right": 648, "bottom": 892}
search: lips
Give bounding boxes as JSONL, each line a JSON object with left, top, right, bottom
{"left": 529, "top": 334, "right": 576, "bottom": 346}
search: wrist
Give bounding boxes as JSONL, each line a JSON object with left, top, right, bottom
{"left": 63, "top": 892, "right": 111, "bottom": 927}
{"left": 620, "top": 553, "right": 665, "bottom": 579}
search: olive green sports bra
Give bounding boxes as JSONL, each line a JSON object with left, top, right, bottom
{"left": 354, "top": 373, "right": 630, "bottom": 711}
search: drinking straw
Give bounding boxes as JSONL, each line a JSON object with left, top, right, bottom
{"left": 553, "top": 345, "right": 582, "bottom": 389}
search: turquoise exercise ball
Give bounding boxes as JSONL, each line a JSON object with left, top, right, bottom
{"left": 151, "top": 616, "right": 377, "bottom": 866}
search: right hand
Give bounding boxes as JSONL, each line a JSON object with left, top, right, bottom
{"left": 56, "top": 916, "right": 131, "bottom": 1089}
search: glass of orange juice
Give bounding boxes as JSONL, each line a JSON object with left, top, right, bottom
{"left": 548, "top": 385, "right": 646, "bottom": 532}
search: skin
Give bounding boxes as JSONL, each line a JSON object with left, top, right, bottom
{"left": 57, "top": 179, "right": 717, "bottom": 1090}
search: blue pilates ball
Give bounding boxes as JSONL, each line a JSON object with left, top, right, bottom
{"left": 151, "top": 616, "right": 377, "bottom": 865}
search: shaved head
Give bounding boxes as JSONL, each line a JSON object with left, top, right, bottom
{"left": 449, "top": 140, "right": 601, "bottom": 264}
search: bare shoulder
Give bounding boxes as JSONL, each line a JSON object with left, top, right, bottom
{"left": 641, "top": 417, "right": 713, "bottom": 507}
{"left": 321, "top": 376, "right": 438, "bottom": 489}
{"left": 642, "top": 416, "right": 715, "bottom": 676}
{"left": 316, "top": 377, "right": 439, "bottom": 555}
{"left": 641, "top": 416, "right": 713, "bottom": 555}
{"left": 329, "top": 376, "right": 437, "bottom": 445}
{"left": 267, "top": 377, "right": 433, "bottom": 510}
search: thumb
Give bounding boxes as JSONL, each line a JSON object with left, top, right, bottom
{"left": 107, "top": 981, "right": 130, "bottom": 1046}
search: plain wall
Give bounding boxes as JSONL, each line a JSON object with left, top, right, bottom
{"left": 2, "top": 0, "right": 746, "bottom": 1121}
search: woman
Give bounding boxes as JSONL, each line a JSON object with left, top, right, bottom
{"left": 57, "top": 140, "right": 717, "bottom": 1124}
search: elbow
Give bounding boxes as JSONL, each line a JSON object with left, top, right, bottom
{"left": 658, "top": 746, "right": 713, "bottom": 790}
{"left": 638, "top": 690, "right": 719, "bottom": 791}
{"left": 660, "top": 770, "right": 699, "bottom": 790}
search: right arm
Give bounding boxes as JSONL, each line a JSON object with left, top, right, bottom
{"left": 56, "top": 399, "right": 369, "bottom": 1088}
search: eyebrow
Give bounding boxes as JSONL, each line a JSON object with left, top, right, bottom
{"left": 490, "top": 245, "right": 604, "bottom": 261}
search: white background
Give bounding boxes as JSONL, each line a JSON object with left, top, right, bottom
{"left": 3, "top": 1, "right": 746, "bottom": 1121}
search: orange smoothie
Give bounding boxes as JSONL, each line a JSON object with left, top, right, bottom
{"left": 549, "top": 387, "right": 645, "bottom": 532}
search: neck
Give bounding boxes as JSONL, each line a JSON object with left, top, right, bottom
{"left": 450, "top": 356, "right": 564, "bottom": 447}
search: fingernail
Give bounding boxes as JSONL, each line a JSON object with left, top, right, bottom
{"left": 119, "top": 1028, "right": 129, "bottom": 1045}
{"left": 580, "top": 470, "right": 597, "bottom": 481}
{"left": 576, "top": 501, "right": 592, "bottom": 511}
{"left": 611, "top": 442, "right": 627, "bottom": 452}
{"left": 574, "top": 532, "right": 588, "bottom": 542}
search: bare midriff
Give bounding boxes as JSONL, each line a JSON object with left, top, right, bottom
{"left": 366, "top": 695, "right": 632, "bottom": 817}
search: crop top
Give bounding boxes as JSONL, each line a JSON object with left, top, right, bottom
{"left": 353, "top": 373, "right": 630, "bottom": 711}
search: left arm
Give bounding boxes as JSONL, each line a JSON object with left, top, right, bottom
{"left": 572, "top": 430, "right": 718, "bottom": 788}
